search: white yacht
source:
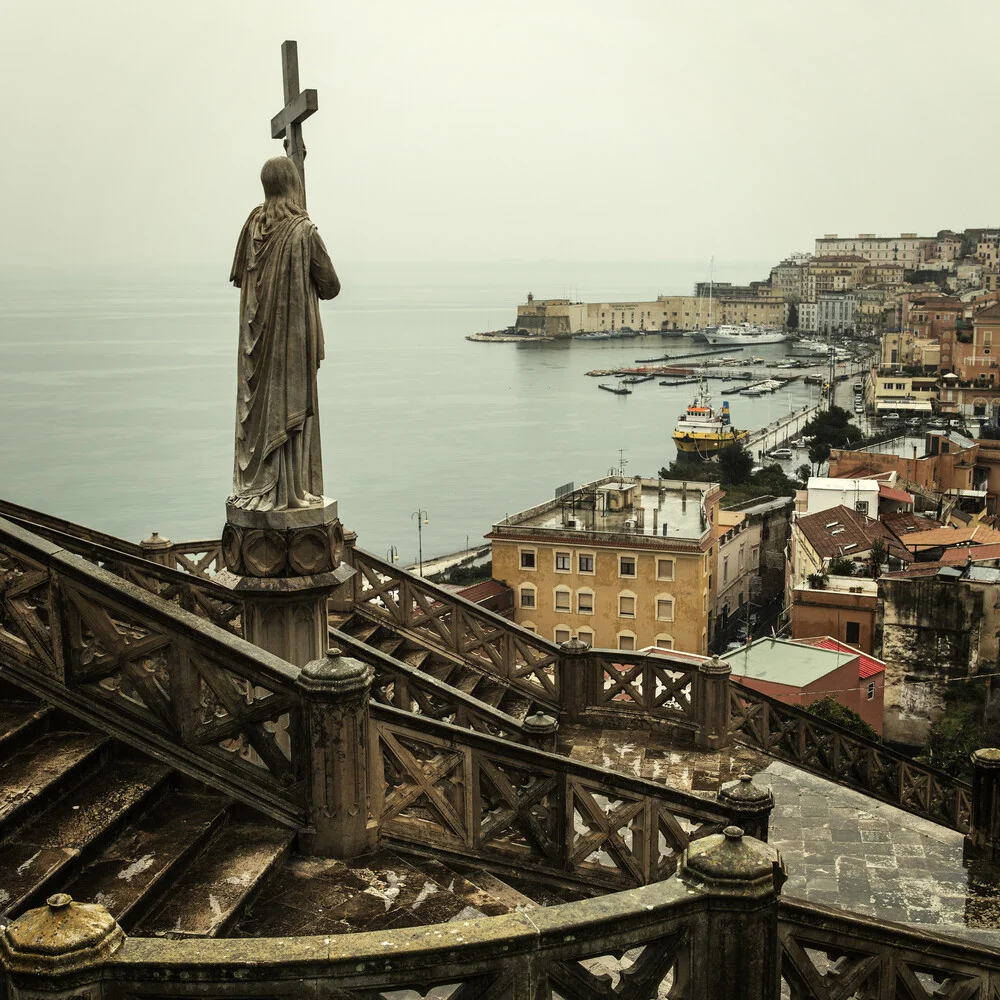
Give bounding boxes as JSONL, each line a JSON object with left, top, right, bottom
{"left": 703, "top": 323, "right": 789, "bottom": 346}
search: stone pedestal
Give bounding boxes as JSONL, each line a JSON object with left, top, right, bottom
{"left": 297, "top": 647, "right": 376, "bottom": 858}
{"left": 0, "top": 893, "right": 124, "bottom": 1000}
{"left": 678, "top": 827, "right": 786, "bottom": 1000}
{"left": 222, "top": 498, "right": 354, "bottom": 668}
{"left": 140, "top": 531, "right": 173, "bottom": 567}
{"left": 558, "top": 636, "right": 593, "bottom": 723}
{"left": 966, "top": 747, "right": 1000, "bottom": 861}
{"left": 523, "top": 709, "right": 559, "bottom": 751}
{"left": 694, "top": 654, "right": 732, "bottom": 749}
{"left": 718, "top": 773, "right": 775, "bottom": 841}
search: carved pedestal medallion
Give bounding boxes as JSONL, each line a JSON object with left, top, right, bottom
{"left": 222, "top": 497, "right": 345, "bottom": 578}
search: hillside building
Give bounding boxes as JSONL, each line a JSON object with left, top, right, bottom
{"left": 814, "top": 233, "right": 936, "bottom": 270}
{"left": 488, "top": 476, "right": 721, "bottom": 653}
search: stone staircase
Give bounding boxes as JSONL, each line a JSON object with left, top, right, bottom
{"left": 0, "top": 692, "right": 582, "bottom": 939}
{"left": 330, "top": 610, "right": 539, "bottom": 724}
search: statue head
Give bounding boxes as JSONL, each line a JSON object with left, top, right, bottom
{"left": 260, "top": 156, "right": 305, "bottom": 224}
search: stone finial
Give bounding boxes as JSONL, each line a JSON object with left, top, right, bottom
{"left": 678, "top": 827, "right": 786, "bottom": 895}
{"left": 699, "top": 653, "right": 731, "bottom": 676}
{"left": 297, "top": 647, "right": 373, "bottom": 696}
{"left": 559, "top": 637, "right": 591, "bottom": 655}
{"left": 0, "top": 893, "right": 125, "bottom": 975}
{"left": 140, "top": 531, "right": 172, "bottom": 549}
{"left": 718, "top": 774, "right": 775, "bottom": 841}
{"left": 972, "top": 748, "right": 1000, "bottom": 770}
{"left": 523, "top": 710, "right": 558, "bottom": 736}
{"left": 719, "top": 773, "right": 774, "bottom": 808}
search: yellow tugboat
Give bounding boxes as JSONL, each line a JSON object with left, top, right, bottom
{"left": 672, "top": 378, "right": 748, "bottom": 457}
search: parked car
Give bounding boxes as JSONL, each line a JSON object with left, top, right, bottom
{"left": 883, "top": 412, "right": 900, "bottom": 422}
{"left": 768, "top": 448, "right": 793, "bottom": 459}
{"left": 906, "top": 417, "right": 922, "bottom": 428}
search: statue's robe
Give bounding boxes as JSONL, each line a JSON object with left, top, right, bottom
{"left": 229, "top": 207, "right": 339, "bottom": 510}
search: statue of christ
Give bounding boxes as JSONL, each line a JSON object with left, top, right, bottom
{"left": 228, "top": 156, "right": 340, "bottom": 511}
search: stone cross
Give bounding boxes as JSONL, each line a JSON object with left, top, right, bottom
{"left": 270, "top": 40, "right": 318, "bottom": 205}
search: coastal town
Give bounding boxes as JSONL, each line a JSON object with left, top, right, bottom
{"left": 447, "top": 229, "right": 1000, "bottom": 769}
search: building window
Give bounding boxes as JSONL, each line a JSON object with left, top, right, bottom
{"left": 618, "top": 633, "right": 635, "bottom": 651}
{"left": 520, "top": 550, "right": 536, "bottom": 570}
{"left": 855, "top": 501, "right": 869, "bottom": 515}
{"left": 867, "top": 681, "right": 876, "bottom": 700}
{"left": 619, "top": 554, "right": 637, "bottom": 577}
{"left": 655, "top": 635, "right": 674, "bottom": 650}
{"left": 578, "top": 553, "right": 595, "bottom": 574}
{"left": 577, "top": 590, "right": 594, "bottom": 614}
{"left": 751, "top": 546, "right": 759, "bottom": 568}
{"left": 723, "top": 556, "right": 729, "bottom": 583}
{"left": 520, "top": 621, "right": 536, "bottom": 633}
{"left": 619, "top": 594, "right": 636, "bottom": 618}
{"left": 555, "top": 551, "right": 571, "bottom": 572}
{"left": 554, "top": 626, "right": 571, "bottom": 644}
{"left": 845, "top": 621, "right": 860, "bottom": 644}
{"left": 656, "top": 596, "right": 674, "bottom": 621}
{"left": 656, "top": 558, "right": 675, "bottom": 581}
{"left": 554, "top": 588, "right": 571, "bottom": 612}
{"left": 576, "top": 627, "right": 593, "bottom": 647}
{"left": 519, "top": 586, "right": 536, "bottom": 609}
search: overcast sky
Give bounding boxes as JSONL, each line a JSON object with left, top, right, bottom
{"left": 5, "top": 0, "right": 999, "bottom": 273}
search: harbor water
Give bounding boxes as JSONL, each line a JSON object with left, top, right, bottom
{"left": 0, "top": 259, "right": 851, "bottom": 564}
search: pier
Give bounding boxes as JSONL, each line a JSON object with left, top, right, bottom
{"left": 744, "top": 404, "right": 821, "bottom": 458}
{"left": 635, "top": 346, "right": 743, "bottom": 363}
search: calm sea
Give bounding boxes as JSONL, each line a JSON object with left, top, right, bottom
{"left": 0, "top": 259, "right": 824, "bottom": 564}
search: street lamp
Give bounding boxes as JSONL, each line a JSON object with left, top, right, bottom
{"left": 386, "top": 545, "right": 399, "bottom": 563}
{"left": 411, "top": 510, "right": 429, "bottom": 576}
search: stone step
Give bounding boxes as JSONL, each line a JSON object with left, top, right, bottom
{"left": 377, "top": 637, "right": 404, "bottom": 658}
{"left": 352, "top": 623, "right": 380, "bottom": 645}
{"left": 443, "top": 863, "right": 539, "bottom": 912}
{"left": 402, "top": 648, "right": 431, "bottom": 670}
{"left": 59, "top": 791, "right": 230, "bottom": 931}
{"left": 0, "top": 730, "right": 109, "bottom": 840}
{"left": 133, "top": 818, "right": 295, "bottom": 938}
{"left": 0, "top": 753, "right": 172, "bottom": 920}
{"left": 0, "top": 701, "right": 52, "bottom": 761}
{"left": 498, "top": 693, "right": 532, "bottom": 723}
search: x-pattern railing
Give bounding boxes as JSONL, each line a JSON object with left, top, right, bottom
{"left": 351, "top": 548, "right": 560, "bottom": 707}
{"left": 779, "top": 896, "right": 1000, "bottom": 999}
{"left": 330, "top": 626, "right": 532, "bottom": 744}
{"left": 731, "top": 683, "right": 972, "bottom": 833}
{"left": 596, "top": 649, "right": 698, "bottom": 723}
{"left": 0, "top": 515, "right": 305, "bottom": 826}
{"left": 0, "top": 502, "right": 242, "bottom": 636}
{"left": 372, "top": 705, "right": 737, "bottom": 889}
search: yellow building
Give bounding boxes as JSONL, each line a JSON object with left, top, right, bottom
{"left": 487, "top": 477, "right": 721, "bottom": 653}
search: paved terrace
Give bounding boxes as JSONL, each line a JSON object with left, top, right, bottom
{"left": 559, "top": 725, "right": 1000, "bottom": 944}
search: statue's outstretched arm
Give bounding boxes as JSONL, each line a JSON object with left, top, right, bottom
{"left": 311, "top": 229, "right": 340, "bottom": 300}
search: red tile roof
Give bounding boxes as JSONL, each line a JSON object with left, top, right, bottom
{"left": 901, "top": 524, "right": 1000, "bottom": 552}
{"left": 795, "top": 506, "right": 875, "bottom": 560}
{"left": 878, "top": 484, "right": 914, "bottom": 504}
{"left": 801, "top": 637, "right": 886, "bottom": 679}
{"left": 941, "top": 543, "right": 1000, "bottom": 564}
{"left": 457, "top": 579, "right": 510, "bottom": 604}
{"left": 881, "top": 511, "right": 942, "bottom": 542}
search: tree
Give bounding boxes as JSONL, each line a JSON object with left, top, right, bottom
{"left": 917, "top": 680, "right": 1000, "bottom": 780}
{"left": 808, "top": 439, "right": 831, "bottom": 472}
{"left": 787, "top": 302, "right": 799, "bottom": 331}
{"left": 868, "top": 537, "right": 887, "bottom": 579}
{"left": 795, "top": 463, "right": 812, "bottom": 485}
{"left": 807, "top": 697, "right": 881, "bottom": 743}
{"left": 827, "top": 555, "right": 856, "bottom": 576}
{"left": 717, "top": 442, "right": 753, "bottom": 485}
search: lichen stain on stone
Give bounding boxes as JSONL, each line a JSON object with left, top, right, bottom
{"left": 117, "top": 853, "right": 156, "bottom": 881}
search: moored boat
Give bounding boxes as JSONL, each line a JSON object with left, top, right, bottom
{"left": 672, "top": 379, "right": 749, "bottom": 457}
{"left": 702, "top": 323, "right": 789, "bottom": 346}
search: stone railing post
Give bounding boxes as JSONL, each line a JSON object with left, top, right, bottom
{"left": 694, "top": 654, "right": 732, "bottom": 749}
{"left": 718, "top": 773, "right": 775, "bottom": 841}
{"left": 0, "top": 893, "right": 124, "bottom": 1000}
{"left": 966, "top": 747, "right": 1000, "bottom": 860}
{"left": 296, "top": 647, "right": 377, "bottom": 858}
{"left": 558, "top": 637, "right": 593, "bottom": 722}
{"left": 140, "top": 531, "right": 174, "bottom": 567}
{"left": 523, "top": 709, "right": 559, "bottom": 751}
{"left": 679, "top": 827, "right": 786, "bottom": 1000}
